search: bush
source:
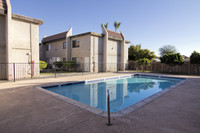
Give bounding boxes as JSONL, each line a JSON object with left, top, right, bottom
{"left": 53, "top": 61, "right": 63, "bottom": 69}
{"left": 63, "top": 61, "right": 76, "bottom": 69}
{"left": 39, "top": 60, "right": 47, "bottom": 71}
{"left": 190, "top": 51, "right": 200, "bottom": 64}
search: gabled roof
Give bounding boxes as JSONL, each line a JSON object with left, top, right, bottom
{"left": 42, "top": 31, "right": 68, "bottom": 44}
{"left": 70, "top": 32, "right": 102, "bottom": 38}
{"left": 107, "top": 30, "right": 123, "bottom": 40}
{"left": 0, "top": 0, "right": 7, "bottom": 14}
{"left": 42, "top": 29, "right": 131, "bottom": 44}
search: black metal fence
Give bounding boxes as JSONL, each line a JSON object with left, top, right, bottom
{"left": 0, "top": 62, "right": 128, "bottom": 81}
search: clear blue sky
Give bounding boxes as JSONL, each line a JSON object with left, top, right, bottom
{"left": 11, "top": 0, "right": 200, "bottom": 57}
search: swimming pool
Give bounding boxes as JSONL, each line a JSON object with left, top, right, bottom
{"left": 42, "top": 75, "right": 184, "bottom": 112}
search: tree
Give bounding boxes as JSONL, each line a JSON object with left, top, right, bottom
{"left": 159, "top": 45, "right": 177, "bottom": 57}
{"left": 136, "top": 58, "right": 151, "bottom": 72}
{"left": 39, "top": 60, "right": 47, "bottom": 71}
{"left": 160, "top": 53, "right": 183, "bottom": 72}
{"left": 101, "top": 23, "right": 108, "bottom": 29}
{"left": 114, "top": 21, "right": 121, "bottom": 32}
{"left": 190, "top": 51, "right": 200, "bottom": 64}
{"left": 128, "top": 44, "right": 156, "bottom": 61}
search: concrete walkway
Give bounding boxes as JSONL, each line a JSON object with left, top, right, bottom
{"left": 0, "top": 73, "right": 199, "bottom": 133}
{"left": 0, "top": 73, "right": 123, "bottom": 90}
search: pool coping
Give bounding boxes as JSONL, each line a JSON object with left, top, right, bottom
{"left": 35, "top": 74, "right": 187, "bottom": 118}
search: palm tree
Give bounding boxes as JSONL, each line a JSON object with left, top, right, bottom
{"left": 101, "top": 23, "right": 108, "bottom": 29}
{"left": 114, "top": 21, "right": 121, "bottom": 32}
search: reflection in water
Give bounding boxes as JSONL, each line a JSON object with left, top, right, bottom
{"left": 158, "top": 80, "right": 177, "bottom": 90}
{"left": 128, "top": 82, "right": 156, "bottom": 93}
{"left": 46, "top": 77, "right": 180, "bottom": 112}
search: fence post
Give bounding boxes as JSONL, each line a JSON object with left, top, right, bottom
{"left": 82, "top": 62, "right": 83, "bottom": 76}
{"left": 13, "top": 63, "right": 15, "bottom": 82}
{"left": 55, "top": 65, "right": 57, "bottom": 78}
{"left": 106, "top": 90, "right": 112, "bottom": 126}
{"left": 102, "top": 63, "right": 104, "bottom": 74}
{"left": 31, "top": 61, "right": 33, "bottom": 78}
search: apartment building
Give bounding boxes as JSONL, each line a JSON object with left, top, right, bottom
{"left": 0, "top": 0, "right": 43, "bottom": 80}
{"left": 40, "top": 26, "right": 130, "bottom": 72}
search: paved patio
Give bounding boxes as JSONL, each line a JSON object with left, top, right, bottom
{"left": 0, "top": 73, "right": 199, "bottom": 133}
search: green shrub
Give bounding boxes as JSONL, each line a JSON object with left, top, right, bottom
{"left": 39, "top": 60, "right": 47, "bottom": 71}
{"left": 63, "top": 61, "right": 76, "bottom": 69}
{"left": 53, "top": 61, "right": 63, "bottom": 69}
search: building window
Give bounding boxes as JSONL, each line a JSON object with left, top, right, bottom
{"left": 72, "top": 57, "right": 77, "bottom": 62}
{"left": 63, "top": 42, "right": 66, "bottom": 49}
{"left": 72, "top": 40, "right": 80, "bottom": 48}
{"left": 63, "top": 58, "right": 66, "bottom": 62}
{"left": 46, "top": 45, "right": 50, "bottom": 51}
{"left": 46, "top": 58, "right": 50, "bottom": 64}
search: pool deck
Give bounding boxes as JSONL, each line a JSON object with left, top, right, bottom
{"left": 0, "top": 72, "right": 200, "bottom": 133}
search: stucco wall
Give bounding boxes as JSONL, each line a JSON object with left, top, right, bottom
{"left": 92, "top": 36, "right": 103, "bottom": 72}
{"left": 70, "top": 35, "right": 91, "bottom": 72}
{"left": 66, "top": 27, "right": 72, "bottom": 61}
{"left": 71, "top": 35, "right": 91, "bottom": 59}
{"left": 107, "top": 39, "right": 121, "bottom": 72}
{"left": 10, "top": 18, "right": 40, "bottom": 78}
{"left": 124, "top": 42, "right": 129, "bottom": 69}
{"left": 30, "top": 23, "right": 40, "bottom": 76}
{"left": 45, "top": 39, "right": 67, "bottom": 63}
{"left": 31, "top": 23, "right": 39, "bottom": 64}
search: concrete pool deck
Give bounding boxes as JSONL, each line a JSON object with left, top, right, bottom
{"left": 0, "top": 72, "right": 200, "bottom": 133}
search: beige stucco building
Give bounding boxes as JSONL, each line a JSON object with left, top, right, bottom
{"left": 40, "top": 26, "right": 130, "bottom": 72}
{"left": 0, "top": 0, "right": 43, "bottom": 80}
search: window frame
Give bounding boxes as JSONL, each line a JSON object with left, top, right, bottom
{"left": 63, "top": 58, "right": 66, "bottom": 62}
{"left": 72, "top": 57, "right": 77, "bottom": 63}
{"left": 46, "top": 44, "right": 50, "bottom": 51}
{"left": 72, "top": 40, "right": 80, "bottom": 48}
{"left": 63, "top": 42, "right": 66, "bottom": 49}
{"left": 46, "top": 58, "right": 50, "bottom": 64}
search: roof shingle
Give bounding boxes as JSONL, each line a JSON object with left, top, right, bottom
{"left": 107, "top": 30, "right": 123, "bottom": 40}
{"left": 42, "top": 31, "right": 68, "bottom": 44}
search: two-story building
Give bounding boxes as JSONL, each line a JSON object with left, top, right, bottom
{"left": 0, "top": 0, "right": 43, "bottom": 80}
{"left": 40, "top": 25, "right": 130, "bottom": 72}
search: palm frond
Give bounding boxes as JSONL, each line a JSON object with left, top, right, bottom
{"left": 105, "top": 23, "right": 108, "bottom": 29}
{"left": 114, "top": 21, "right": 121, "bottom": 32}
{"left": 102, "top": 23, "right": 108, "bottom": 29}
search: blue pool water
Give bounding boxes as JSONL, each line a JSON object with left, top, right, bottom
{"left": 43, "top": 75, "right": 183, "bottom": 112}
